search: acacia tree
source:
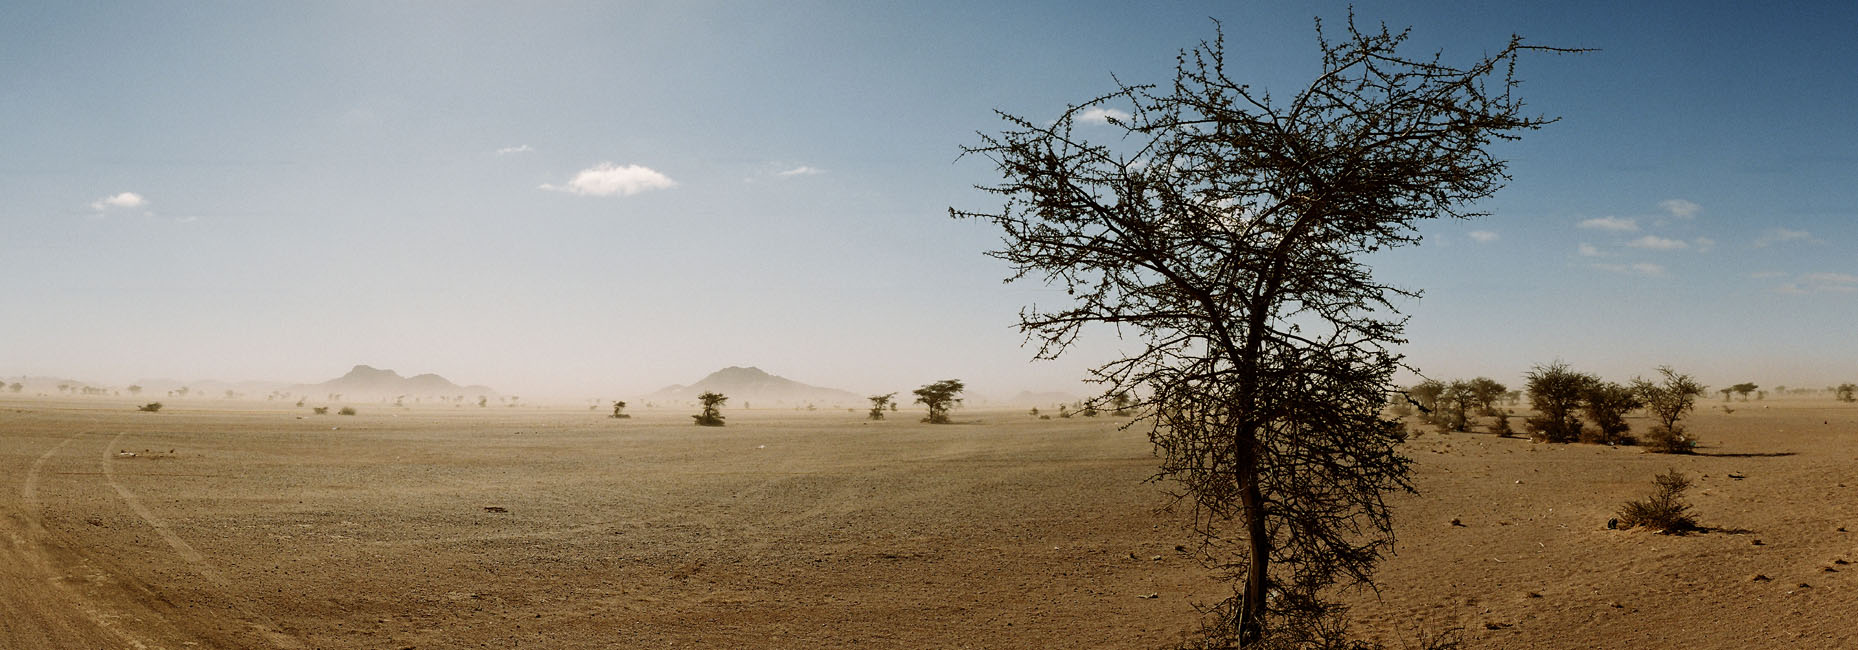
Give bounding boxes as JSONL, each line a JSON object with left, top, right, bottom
{"left": 693, "top": 392, "right": 726, "bottom": 426}
{"left": 1633, "top": 366, "right": 1706, "bottom": 453}
{"left": 1731, "top": 382, "right": 1758, "bottom": 401}
{"left": 955, "top": 17, "right": 1569, "bottom": 645}
{"left": 1525, "top": 361, "right": 1591, "bottom": 443}
{"left": 912, "top": 380, "right": 964, "bottom": 424}
{"left": 868, "top": 393, "right": 896, "bottom": 420}
{"left": 1837, "top": 383, "right": 1856, "bottom": 403}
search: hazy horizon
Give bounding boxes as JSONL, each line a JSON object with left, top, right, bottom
{"left": 6, "top": 2, "right": 1855, "bottom": 401}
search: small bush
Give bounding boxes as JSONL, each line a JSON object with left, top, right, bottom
{"left": 1643, "top": 424, "right": 1695, "bottom": 454}
{"left": 312, "top": 406, "right": 329, "bottom": 415}
{"left": 337, "top": 407, "right": 357, "bottom": 416}
{"left": 137, "top": 402, "right": 163, "bottom": 412}
{"left": 1616, "top": 469, "right": 1698, "bottom": 533}
{"left": 1488, "top": 410, "right": 1515, "bottom": 438}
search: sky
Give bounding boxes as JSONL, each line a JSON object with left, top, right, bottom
{"left": 3, "top": 1, "right": 1855, "bottom": 400}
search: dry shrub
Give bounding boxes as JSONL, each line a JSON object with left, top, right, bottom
{"left": 337, "top": 406, "right": 357, "bottom": 416}
{"left": 1488, "top": 411, "right": 1515, "bottom": 438}
{"left": 312, "top": 406, "right": 329, "bottom": 415}
{"left": 136, "top": 402, "right": 163, "bottom": 412}
{"left": 1642, "top": 425, "right": 1695, "bottom": 454}
{"left": 1617, "top": 469, "right": 1698, "bottom": 533}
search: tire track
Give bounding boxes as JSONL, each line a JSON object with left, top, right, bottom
{"left": 102, "top": 431, "right": 307, "bottom": 649}
{"left": 5, "top": 431, "right": 145, "bottom": 649}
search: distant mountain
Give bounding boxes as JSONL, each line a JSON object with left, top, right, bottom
{"left": 645, "top": 366, "right": 861, "bottom": 406}
{"left": 296, "top": 365, "right": 497, "bottom": 399}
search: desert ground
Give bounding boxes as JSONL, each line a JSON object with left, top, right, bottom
{"left": 2, "top": 396, "right": 1856, "bottom": 649}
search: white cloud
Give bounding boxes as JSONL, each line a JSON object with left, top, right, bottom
{"left": 1754, "top": 228, "right": 1812, "bottom": 247}
{"left": 540, "top": 162, "right": 676, "bottom": 197}
{"left": 775, "top": 165, "right": 822, "bottom": 177}
{"left": 1467, "top": 230, "right": 1499, "bottom": 243}
{"left": 1770, "top": 272, "right": 1857, "bottom": 295}
{"left": 1692, "top": 237, "right": 1716, "bottom": 253}
{"left": 1076, "top": 107, "right": 1131, "bottom": 124}
{"left": 1749, "top": 270, "right": 1786, "bottom": 279}
{"left": 1576, "top": 243, "right": 1602, "bottom": 257}
{"left": 1577, "top": 216, "right": 1638, "bottom": 231}
{"left": 1659, "top": 199, "right": 1700, "bottom": 219}
{"left": 1593, "top": 262, "right": 1665, "bottom": 276}
{"left": 496, "top": 145, "right": 534, "bottom": 155}
{"left": 90, "top": 192, "right": 147, "bottom": 211}
{"left": 1627, "top": 235, "right": 1688, "bottom": 250}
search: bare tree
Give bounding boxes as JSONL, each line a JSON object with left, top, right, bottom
{"left": 912, "top": 380, "right": 964, "bottom": 424}
{"left": 955, "top": 16, "right": 1571, "bottom": 644}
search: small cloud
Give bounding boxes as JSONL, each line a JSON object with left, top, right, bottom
{"left": 1749, "top": 270, "right": 1786, "bottom": 279}
{"left": 1770, "top": 272, "right": 1857, "bottom": 295}
{"left": 1592, "top": 262, "right": 1665, "bottom": 276}
{"left": 1468, "top": 230, "right": 1499, "bottom": 243}
{"left": 1577, "top": 216, "right": 1638, "bottom": 231}
{"left": 775, "top": 165, "right": 822, "bottom": 177}
{"left": 1692, "top": 237, "right": 1716, "bottom": 253}
{"left": 1659, "top": 199, "right": 1700, "bottom": 219}
{"left": 1627, "top": 235, "right": 1688, "bottom": 250}
{"left": 496, "top": 144, "right": 534, "bottom": 156}
{"left": 1576, "top": 243, "right": 1602, "bottom": 257}
{"left": 1754, "top": 228, "right": 1812, "bottom": 247}
{"left": 1076, "top": 107, "right": 1132, "bottom": 124}
{"left": 90, "top": 192, "right": 147, "bottom": 211}
{"left": 540, "top": 162, "right": 676, "bottom": 197}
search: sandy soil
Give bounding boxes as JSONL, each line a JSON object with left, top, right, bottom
{"left": 1, "top": 397, "right": 1854, "bottom": 649}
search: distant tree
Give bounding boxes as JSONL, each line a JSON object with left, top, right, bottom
{"left": 1057, "top": 404, "right": 1072, "bottom": 418}
{"left": 1488, "top": 408, "right": 1515, "bottom": 438}
{"left": 1465, "top": 377, "right": 1507, "bottom": 416}
{"left": 693, "top": 392, "right": 727, "bottom": 426}
{"left": 338, "top": 406, "right": 357, "bottom": 416}
{"left": 7, "top": 382, "right": 20, "bottom": 393}
{"left": 1634, "top": 367, "right": 1706, "bottom": 454}
{"left": 1111, "top": 392, "right": 1134, "bottom": 416}
{"left": 611, "top": 400, "right": 630, "bottom": 419}
{"left": 1437, "top": 381, "right": 1475, "bottom": 432}
{"left": 477, "top": 395, "right": 488, "bottom": 408}
{"left": 1718, "top": 387, "right": 1732, "bottom": 402}
{"left": 912, "top": 380, "right": 964, "bottom": 424}
{"left": 176, "top": 386, "right": 190, "bottom": 398}
{"left": 127, "top": 385, "right": 143, "bottom": 395}
{"left": 868, "top": 393, "right": 896, "bottom": 420}
{"left": 225, "top": 389, "right": 237, "bottom": 399}
{"left": 1755, "top": 390, "right": 1766, "bottom": 401}
{"left": 312, "top": 406, "right": 329, "bottom": 415}
{"left": 1731, "top": 383, "right": 1757, "bottom": 401}
{"left": 1837, "top": 383, "right": 1857, "bottom": 403}
{"left": 1407, "top": 380, "right": 1446, "bottom": 423}
{"left": 1525, "top": 361, "right": 1592, "bottom": 443}
{"left": 1580, "top": 380, "right": 1642, "bottom": 445}
{"left": 136, "top": 402, "right": 163, "bottom": 412}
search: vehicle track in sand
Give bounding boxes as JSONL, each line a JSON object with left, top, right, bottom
{"left": 100, "top": 430, "right": 307, "bottom": 649}
{"left": 3, "top": 431, "right": 146, "bottom": 649}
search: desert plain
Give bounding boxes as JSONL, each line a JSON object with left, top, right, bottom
{"left": 3, "top": 396, "right": 1857, "bottom": 649}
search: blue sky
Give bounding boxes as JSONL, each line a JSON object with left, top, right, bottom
{"left": 3, "top": 1, "right": 1855, "bottom": 399}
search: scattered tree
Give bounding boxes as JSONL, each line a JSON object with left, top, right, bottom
{"left": 7, "top": 382, "right": 20, "bottom": 393}
{"left": 912, "top": 380, "right": 964, "bottom": 424}
{"left": 1488, "top": 408, "right": 1515, "bottom": 438}
{"left": 1407, "top": 380, "right": 1446, "bottom": 423}
{"left": 1525, "top": 361, "right": 1592, "bottom": 443}
{"left": 127, "top": 385, "right": 143, "bottom": 395}
{"left": 1731, "top": 383, "right": 1757, "bottom": 401}
{"left": 312, "top": 406, "right": 329, "bottom": 415}
{"left": 868, "top": 393, "right": 896, "bottom": 421}
{"left": 1111, "top": 391, "right": 1135, "bottom": 416}
{"left": 337, "top": 406, "right": 357, "bottom": 416}
{"left": 1837, "top": 383, "right": 1856, "bottom": 403}
{"left": 1634, "top": 367, "right": 1706, "bottom": 454}
{"left": 1029, "top": 406, "right": 1041, "bottom": 418}
{"left": 693, "top": 392, "right": 727, "bottom": 426}
{"left": 955, "top": 16, "right": 1570, "bottom": 643}
{"left": 1615, "top": 469, "right": 1698, "bottom": 533}
{"left": 136, "top": 402, "right": 163, "bottom": 412}
{"left": 1580, "top": 380, "right": 1641, "bottom": 445}
{"left": 1465, "top": 377, "right": 1507, "bottom": 416}
{"left": 611, "top": 400, "right": 630, "bottom": 419}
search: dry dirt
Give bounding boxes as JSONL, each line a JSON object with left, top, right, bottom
{"left": 2, "top": 397, "right": 1855, "bottom": 649}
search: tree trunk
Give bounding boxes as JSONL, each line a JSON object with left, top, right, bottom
{"left": 1237, "top": 469, "right": 1268, "bottom": 645}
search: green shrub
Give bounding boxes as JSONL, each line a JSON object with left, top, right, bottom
{"left": 137, "top": 402, "right": 163, "bottom": 412}
{"left": 1643, "top": 425, "right": 1696, "bottom": 454}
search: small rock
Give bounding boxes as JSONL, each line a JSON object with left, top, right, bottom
{"left": 1798, "top": 583, "right": 1812, "bottom": 589}
{"left": 1608, "top": 602, "right": 1622, "bottom": 609}
{"left": 1752, "top": 539, "right": 1765, "bottom": 546}
{"left": 484, "top": 506, "right": 509, "bottom": 513}
{"left": 1751, "top": 574, "right": 1771, "bottom": 582}
{"left": 1450, "top": 518, "right": 1465, "bottom": 527}
{"left": 1606, "top": 518, "right": 1619, "bottom": 530}
{"left": 1138, "top": 593, "right": 1159, "bottom": 599}
{"left": 1150, "top": 555, "right": 1163, "bottom": 561}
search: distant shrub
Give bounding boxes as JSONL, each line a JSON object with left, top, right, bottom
{"left": 1642, "top": 425, "right": 1696, "bottom": 454}
{"left": 337, "top": 406, "right": 357, "bottom": 416}
{"left": 1525, "top": 361, "right": 1591, "bottom": 443}
{"left": 137, "top": 402, "right": 163, "bottom": 412}
{"left": 1580, "top": 381, "right": 1641, "bottom": 445}
{"left": 312, "top": 406, "right": 329, "bottom": 415}
{"left": 1488, "top": 409, "right": 1515, "bottom": 438}
{"left": 1837, "top": 383, "right": 1856, "bottom": 403}
{"left": 1617, "top": 469, "right": 1698, "bottom": 533}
